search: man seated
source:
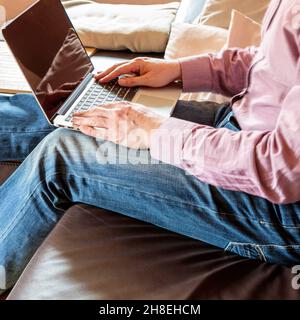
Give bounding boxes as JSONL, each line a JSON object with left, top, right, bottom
{"left": 0, "top": 0, "right": 299, "bottom": 294}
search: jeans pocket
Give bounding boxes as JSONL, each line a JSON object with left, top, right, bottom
{"left": 225, "top": 242, "right": 300, "bottom": 266}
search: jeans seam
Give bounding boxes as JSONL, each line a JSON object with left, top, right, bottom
{"left": 3, "top": 161, "right": 277, "bottom": 230}
{"left": 68, "top": 172, "right": 300, "bottom": 240}
{"left": 2, "top": 169, "right": 299, "bottom": 245}
{"left": 259, "top": 244, "right": 300, "bottom": 249}
{"left": 15, "top": 169, "right": 300, "bottom": 231}
{"left": 217, "top": 210, "right": 300, "bottom": 230}
{"left": 63, "top": 172, "right": 255, "bottom": 224}
{"left": 258, "top": 220, "right": 300, "bottom": 229}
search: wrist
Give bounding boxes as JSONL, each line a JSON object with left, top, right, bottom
{"left": 170, "top": 59, "right": 182, "bottom": 82}
{"left": 153, "top": 115, "right": 167, "bottom": 130}
{"left": 148, "top": 116, "right": 166, "bottom": 144}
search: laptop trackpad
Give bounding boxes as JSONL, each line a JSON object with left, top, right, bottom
{"left": 135, "top": 94, "right": 175, "bottom": 109}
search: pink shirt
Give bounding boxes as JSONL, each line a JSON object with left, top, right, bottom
{"left": 150, "top": 0, "right": 300, "bottom": 204}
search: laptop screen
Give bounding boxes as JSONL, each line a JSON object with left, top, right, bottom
{"left": 3, "top": 0, "right": 93, "bottom": 120}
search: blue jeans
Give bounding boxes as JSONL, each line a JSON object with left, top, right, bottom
{"left": 0, "top": 94, "right": 300, "bottom": 292}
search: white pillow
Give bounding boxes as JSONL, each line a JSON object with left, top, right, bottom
{"left": 165, "top": 22, "right": 228, "bottom": 59}
{"left": 200, "top": 0, "right": 270, "bottom": 29}
{"left": 64, "top": 1, "right": 179, "bottom": 52}
{"left": 165, "top": 22, "right": 229, "bottom": 103}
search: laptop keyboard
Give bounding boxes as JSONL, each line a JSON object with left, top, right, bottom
{"left": 65, "top": 79, "right": 138, "bottom": 122}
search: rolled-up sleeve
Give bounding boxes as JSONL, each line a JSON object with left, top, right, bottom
{"left": 179, "top": 47, "right": 256, "bottom": 97}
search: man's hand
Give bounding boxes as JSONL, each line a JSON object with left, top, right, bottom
{"left": 95, "top": 57, "right": 182, "bottom": 88}
{"left": 74, "top": 58, "right": 180, "bottom": 148}
{"left": 73, "top": 102, "right": 166, "bottom": 149}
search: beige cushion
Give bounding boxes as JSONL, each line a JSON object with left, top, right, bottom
{"left": 165, "top": 9, "right": 262, "bottom": 104}
{"left": 226, "top": 9, "right": 261, "bottom": 48}
{"left": 165, "top": 22, "right": 228, "bottom": 103}
{"left": 7, "top": 205, "right": 300, "bottom": 300}
{"left": 200, "top": 0, "right": 270, "bottom": 29}
{"left": 165, "top": 22, "right": 228, "bottom": 59}
{"left": 64, "top": 1, "right": 179, "bottom": 52}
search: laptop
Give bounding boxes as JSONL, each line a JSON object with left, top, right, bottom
{"left": 2, "top": 0, "right": 182, "bottom": 129}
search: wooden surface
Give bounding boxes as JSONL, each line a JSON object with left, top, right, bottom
{"left": 0, "top": 43, "right": 97, "bottom": 94}
{"left": 0, "top": 41, "right": 31, "bottom": 94}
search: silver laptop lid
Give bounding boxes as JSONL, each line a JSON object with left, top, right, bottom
{"left": 2, "top": 0, "right": 94, "bottom": 121}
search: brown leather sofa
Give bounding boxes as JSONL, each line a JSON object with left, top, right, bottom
{"left": 1, "top": 0, "right": 300, "bottom": 300}
{"left": 1, "top": 159, "right": 300, "bottom": 300}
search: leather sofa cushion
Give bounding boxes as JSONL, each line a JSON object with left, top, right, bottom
{"left": 6, "top": 201, "right": 300, "bottom": 300}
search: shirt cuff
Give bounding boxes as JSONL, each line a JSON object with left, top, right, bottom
{"left": 150, "top": 117, "right": 198, "bottom": 166}
{"left": 179, "top": 55, "right": 214, "bottom": 93}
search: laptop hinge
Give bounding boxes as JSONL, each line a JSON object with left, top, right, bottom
{"left": 51, "top": 72, "right": 94, "bottom": 120}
